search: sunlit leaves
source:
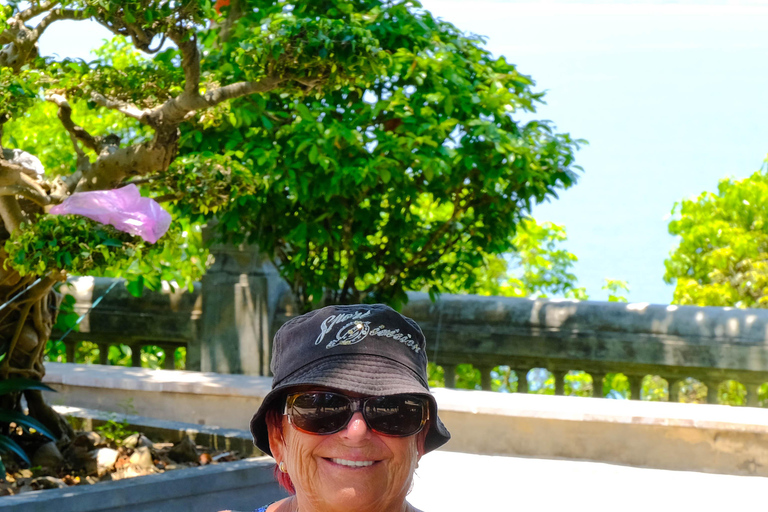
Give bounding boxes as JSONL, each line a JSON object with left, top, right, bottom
{"left": 665, "top": 166, "right": 768, "bottom": 308}
{"left": 186, "top": 2, "right": 583, "bottom": 311}
{"left": 4, "top": 214, "right": 205, "bottom": 294}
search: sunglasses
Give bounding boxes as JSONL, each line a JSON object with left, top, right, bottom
{"left": 284, "top": 391, "right": 429, "bottom": 437}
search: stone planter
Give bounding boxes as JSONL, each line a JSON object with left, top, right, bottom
{"left": 0, "top": 406, "right": 286, "bottom": 511}
{"left": 1, "top": 456, "right": 285, "bottom": 512}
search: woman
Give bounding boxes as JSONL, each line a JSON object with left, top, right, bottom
{"left": 248, "top": 303, "right": 451, "bottom": 512}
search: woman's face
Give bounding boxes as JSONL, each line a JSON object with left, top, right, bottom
{"left": 267, "top": 389, "right": 425, "bottom": 512}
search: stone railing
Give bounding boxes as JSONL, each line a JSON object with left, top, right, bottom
{"left": 398, "top": 293, "right": 768, "bottom": 405}
{"left": 54, "top": 277, "right": 201, "bottom": 370}
{"left": 57, "top": 277, "right": 768, "bottom": 405}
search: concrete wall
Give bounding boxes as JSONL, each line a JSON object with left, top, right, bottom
{"left": 44, "top": 363, "right": 768, "bottom": 478}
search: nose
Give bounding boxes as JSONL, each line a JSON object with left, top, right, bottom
{"left": 343, "top": 411, "right": 371, "bottom": 441}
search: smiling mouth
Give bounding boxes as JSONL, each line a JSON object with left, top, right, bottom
{"left": 328, "top": 458, "right": 376, "bottom": 468}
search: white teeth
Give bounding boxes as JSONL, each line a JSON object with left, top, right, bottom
{"left": 331, "top": 458, "right": 375, "bottom": 467}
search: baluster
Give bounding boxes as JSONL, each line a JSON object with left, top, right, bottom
{"left": 131, "top": 344, "right": 142, "bottom": 368}
{"left": 514, "top": 368, "right": 529, "bottom": 394}
{"left": 705, "top": 380, "right": 720, "bottom": 405}
{"left": 479, "top": 365, "right": 494, "bottom": 391}
{"left": 65, "top": 340, "right": 75, "bottom": 364}
{"left": 97, "top": 343, "right": 110, "bottom": 366}
{"left": 442, "top": 364, "right": 457, "bottom": 389}
{"left": 668, "top": 379, "right": 680, "bottom": 403}
{"left": 628, "top": 375, "right": 643, "bottom": 401}
{"left": 553, "top": 370, "right": 567, "bottom": 396}
{"left": 591, "top": 373, "right": 605, "bottom": 398}
{"left": 161, "top": 345, "right": 177, "bottom": 370}
{"left": 745, "top": 383, "right": 760, "bottom": 407}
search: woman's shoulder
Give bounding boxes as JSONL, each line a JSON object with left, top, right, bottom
{"left": 256, "top": 497, "right": 292, "bottom": 512}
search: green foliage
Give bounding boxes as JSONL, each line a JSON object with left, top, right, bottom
{"left": 0, "top": 66, "right": 42, "bottom": 122}
{"left": 95, "top": 417, "right": 137, "bottom": 447}
{"left": 602, "top": 279, "right": 629, "bottom": 303}
{"left": 5, "top": 214, "right": 206, "bottom": 294}
{"left": 180, "top": 2, "right": 582, "bottom": 311}
{"left": 448, "top": 219, "right": 588, "bottom": 299}
{"left": 665, "top": 166, "right": 768, "bottom": 308}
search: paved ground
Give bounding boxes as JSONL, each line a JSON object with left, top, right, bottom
{"left": 408, "top": 451, "right": 766, "bottom": 511}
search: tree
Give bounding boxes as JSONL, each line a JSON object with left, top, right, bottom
{"left": 664, "top": 164, "right": 768, "bottom": 308}
{"left": 0, "top": 0, "right": 582, "bottom": 456}
{"left": 174, "top": 1, "right": 583, "bottom": 311}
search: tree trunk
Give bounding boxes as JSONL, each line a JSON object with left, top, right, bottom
{"left": 0, "top": 265, "right": 74, "bottom": 446}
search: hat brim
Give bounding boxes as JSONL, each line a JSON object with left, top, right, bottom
{"left": 249, "top": 354, "right": 451, "bottom": 455}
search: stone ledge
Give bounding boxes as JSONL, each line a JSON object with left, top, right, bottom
{"left": 45, "top": 362, "right": 768, "bottom": 433}
{"left": 44, "top": 362, "right": 273, "bottom": 397}
{"left": 431, "top": 388, "right": 768, "bottom": 435}
{"left": 43, "top": 363, "right": 768, "bottom": 476}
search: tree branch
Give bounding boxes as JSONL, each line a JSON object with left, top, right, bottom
{"left": 30, "top": 8, "right": 85, "bottom": 41}
{"left": 146, "top": 75, "right": 285, "bottom": 127}
{"left": 169, "top": 30, "right": 201, "bottom": 98}
{"left": 0, "top": 184, "right": 49, "bottom": 207}
{"left": 17, "top": 0, "right": 61, "bottom": 22}
{"left": 46, "top": 93, "right": 102, "bottom": 153}
{"left": 90, "top": 92, "right": 149, "bottom": 123}
{"left": 75, "top": 143, "right": 170, "bottom": 192}
{"left": 152, "top": 193, "right": 182, "bottom": 203}
{"left": 0, "top": 196, "right": 24, "bottom": 233}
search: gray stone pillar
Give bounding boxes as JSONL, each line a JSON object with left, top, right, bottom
{"left": 97, "top": 343, "right": 110, "bottom": 366}
{"left": 668, "top": 379, "right": 679, "bottom": 403}
{"left": 191, "top": 240, "right": 271, "bottom": 376}
{"left": 553, "top": 370, "right": 567, "bottom": 396}
{"left": 745, "top": 383, "right": 760, "bottom": 407}
{"left": 65, "top": 341, "right": 75, "bottom": 364}
{"left": 442, "top": 364, "right": 457, "bottom": 389}
{"left": 479, "top": 365, "right": 494, "bottom": 391}
{"left": 628, "top": 375, "right": 643, "bottom": 401}
{"left": 131, "top": 344, "right": 142, "bottom": 367}
{"left": 705, "top": 380, "right": 720, "bottom": 405}
{"left": 514, "top": 368, "right": 528, "bottom": 394}
{"left": 591, "top": 373, "right": 605, "bottom": 398}
{"left": 161, "top": 345, "right": 177, "bottom": 370}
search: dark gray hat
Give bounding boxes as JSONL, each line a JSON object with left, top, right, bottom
{"left": 249, "top": 304, "right": 451, "bottom": 455}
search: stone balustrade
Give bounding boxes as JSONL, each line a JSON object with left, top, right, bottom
{"left": 55, "top": 276, "right": 768, "bottom": 406}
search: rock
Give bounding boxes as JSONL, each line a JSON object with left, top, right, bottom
{"left": 31, "top": 442, "right": 64, "bottom": 471}
{"left": 73, "top": 431, "right": 103, "bottom": 450}
{"left": 168, "top": 437, "right": 198, "bottom": 463}
{"left": 129, "top": 447, "right": 155, "bottom": 469}
{"left": 123, "top": 433, "right": 153, "bottom": 450}
{"left": 29, "top": 476, "right": 67, "bottom": 490}
{"left": 90, "top": 447, "right": 119, "bottom": 476}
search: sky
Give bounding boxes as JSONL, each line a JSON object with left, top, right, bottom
{"left": 35, "top": 1, "right": 768, "bottom": 305}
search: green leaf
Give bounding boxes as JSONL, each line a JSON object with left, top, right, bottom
{"left": 126, "top": 276, "right": 145, "bottom": 297}
{"left": 0, "top": 378, "right": 55, "bottom": 396}
{"left": 0, "top": 437, "right": 30, "bottom": 466}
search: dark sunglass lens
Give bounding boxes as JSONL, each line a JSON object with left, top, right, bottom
{"left": 291, "top": 392, "right": 352, "bottom": 434}
{"left": 365, "top": 395, "right": 426, "bottom": 436}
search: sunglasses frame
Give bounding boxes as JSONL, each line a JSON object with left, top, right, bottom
{"left": 284, "top": 391, "right": 430, "bottom": 437}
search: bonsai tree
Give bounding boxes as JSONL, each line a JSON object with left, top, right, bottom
{"left": 0, "top": 0, "right": 582, "bottom": 455}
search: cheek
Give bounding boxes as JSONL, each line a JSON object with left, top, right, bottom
{"left": 283, "top": 424, "right": 322, "bottom": 491}
{"left": 385, "top": 437, "right": 420, "bottom": 487}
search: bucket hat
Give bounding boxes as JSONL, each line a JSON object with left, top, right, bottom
{"left": 249, "top": 303, "right": 451, "bottom": 455}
